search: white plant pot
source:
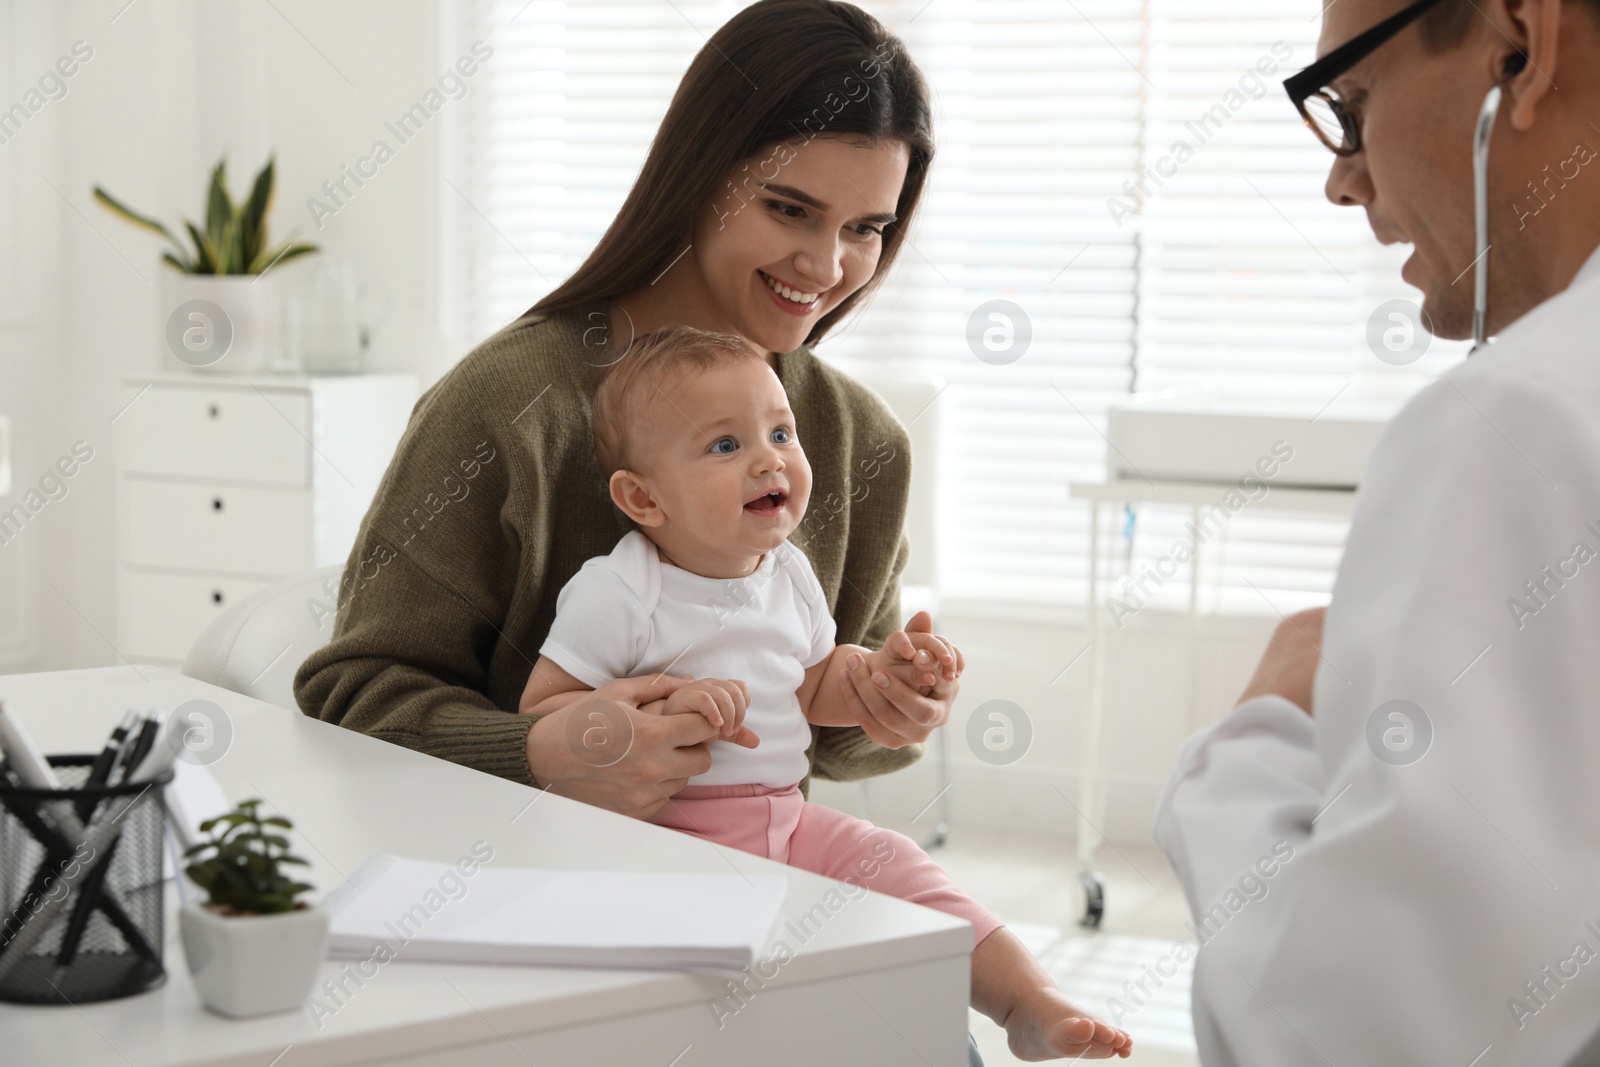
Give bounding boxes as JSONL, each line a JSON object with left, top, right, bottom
{"left": 180, "top": 900, "right": 329, "bottom": 1017}
{"left": 158, "top": 272, "right": 286, "bottom": 375}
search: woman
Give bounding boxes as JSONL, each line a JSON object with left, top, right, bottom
{"left": 295, "top": 0, "right": 942, "bottom": 833}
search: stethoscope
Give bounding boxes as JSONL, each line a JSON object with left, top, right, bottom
{"left": 1469, "top": 53, "right": 1527, "bottom": 355}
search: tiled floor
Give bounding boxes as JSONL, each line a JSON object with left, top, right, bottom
{"left": 907, "top": 827, "right": 1203, "bottom": 1066}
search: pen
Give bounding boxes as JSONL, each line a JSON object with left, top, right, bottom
{"left": 112, "top": 711, "right": 161, "bottom": 787}
{"left": 54, "top": 839, "right": 117, "bottom": 971}
{"left": 126, "top": 711, "right": 181, "bottom": 784}
{"left": 77, "top": 709, "right": 140, "bottom": 821}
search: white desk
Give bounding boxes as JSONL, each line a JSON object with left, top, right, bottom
{"left": 1068, "top": 478, "right": 1357, "bottom": 927}
{"left": 0, "top": 668, "right": 972, "bottom": 1066}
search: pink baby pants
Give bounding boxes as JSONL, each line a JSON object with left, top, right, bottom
{"left": 651, "top": 782, "right": 1003, "bottom": 949}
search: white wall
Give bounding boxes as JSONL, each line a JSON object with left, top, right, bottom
{"left": 6, "top": 0, "right": 1284, "bottom": 844}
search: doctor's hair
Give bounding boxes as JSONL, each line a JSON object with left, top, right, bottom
{"left": 519, "top": 0, "right": 934, "bottom": 348}
{"left": 591, "top": 325, "right": 767, "bottom": 480}
{"left": 1419, "top": 0, "right": 1598, "bottom": 49}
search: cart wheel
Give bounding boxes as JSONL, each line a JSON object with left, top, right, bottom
{"left": 1079, "top": 872, "right": 1105, "bottom": 929}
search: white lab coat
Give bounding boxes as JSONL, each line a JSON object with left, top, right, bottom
{"left": 1154, "top": 244, "right": 1600, "bottom": 1067}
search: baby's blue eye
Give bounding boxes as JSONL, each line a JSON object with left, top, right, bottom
{"left": 771, "top": 427, "right": 793, "bottom": 444}
{"left": 709, "top": 437, "right": 738, "bottom": 455}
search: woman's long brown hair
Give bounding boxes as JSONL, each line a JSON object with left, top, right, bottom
{"left": 519, "top": 0, "right": 934, "bottom": 348}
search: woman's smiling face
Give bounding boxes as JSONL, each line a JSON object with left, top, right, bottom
{"left": 689, "top": 135, "right": 911, "bottom": 354}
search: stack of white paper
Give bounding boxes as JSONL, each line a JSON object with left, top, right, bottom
{"left": 324, "top": 855, "right": 788, "bottom": 972}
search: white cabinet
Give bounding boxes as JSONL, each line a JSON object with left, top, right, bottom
{"left": 114, "top": 374, "right": 417, "bottom": 663}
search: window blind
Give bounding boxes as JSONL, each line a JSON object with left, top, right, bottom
{"left": 818, "top": 0, "right": 1145, "bottom": 603}
{"left": 1123, "top": 0, "right": 1466, "bottom": 615}
{"left": 458, "top": 1, "right": 726, "bottom": 334}
{"left": 461, "top": 0, "right": 1463, "bottom": 615}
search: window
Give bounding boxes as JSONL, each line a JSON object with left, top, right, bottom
{"left": 460, "top": 0, "right": 1463, "bottom": 614}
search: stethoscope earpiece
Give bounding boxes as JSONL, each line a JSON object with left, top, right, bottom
{"left": 1469, "top": 83, "right": 1505, "bottom": 354}
{"left": 1467, "top": 54, "right": 1527, "bottom": 355}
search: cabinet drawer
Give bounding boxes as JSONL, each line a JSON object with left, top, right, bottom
{"left": 120, "top": 570, "right": 276, "bottom": 661}
{"left": 117, "top": 383, "right": 311, "bottom": 485}
{"left": 124, "top": 479, "right": 312, "bottom": 575}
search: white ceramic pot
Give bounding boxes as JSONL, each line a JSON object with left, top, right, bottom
{"left": 158, "top": 272, "right": 286, "bottom": 375}
{"left": 180, "top": 900, "right": 329, "bottom": 1017}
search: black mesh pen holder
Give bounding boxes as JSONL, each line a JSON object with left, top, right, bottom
{"left": 0, "top": 755, "right": 173, "bottom": 1004}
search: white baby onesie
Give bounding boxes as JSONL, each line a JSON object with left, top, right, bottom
{"left": 539, "top": 530, "right": 837, "bottom": 787}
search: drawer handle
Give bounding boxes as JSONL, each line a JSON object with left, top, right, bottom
{"left": 211, "top": 590, "right": 224, "bottom": 605}
{"left": 208, "top": 403, "right": 220, "bottom": 419}
{"left": 211, "top": 497, "right": 224, "bottom": 512}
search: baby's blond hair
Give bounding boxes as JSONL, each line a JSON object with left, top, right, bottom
{"left": 591, "top": 324, "right": 765, "bottom": 479}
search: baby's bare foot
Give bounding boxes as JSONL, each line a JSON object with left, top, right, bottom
{"left": 1003, "top": 987, "right": 1132, "bottom": 1061}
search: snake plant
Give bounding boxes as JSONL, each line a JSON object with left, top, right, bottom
{"left": 93, "top": 156, "right": 318, "bottom": 275}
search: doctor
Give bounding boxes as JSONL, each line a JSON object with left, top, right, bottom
{"left": 1154, "top": 0, "right": 1600, "bottom": 1063}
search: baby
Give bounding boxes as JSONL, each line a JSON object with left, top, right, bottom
{"left": 519, "top": 325, "right": 1131, "bottom": 1061}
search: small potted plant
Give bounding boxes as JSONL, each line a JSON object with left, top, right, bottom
{"left": 178, "top": 798, "right": 328, "bottom": 1017}
{"left": 94, "top": 156, "right": 318, "bottom": 374}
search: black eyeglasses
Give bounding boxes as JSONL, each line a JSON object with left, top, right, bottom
{"left": 1283, "top": 0, "right": 1448, "bottom": 155}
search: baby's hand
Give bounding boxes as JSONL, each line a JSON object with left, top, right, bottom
{"left": 661, "top": 678, "right": 759, "bottom": 749}
{"left": 875, "top": 630, "right": 964, "bottom": 692}
{"left": 864, "top": 647, "right": 941, "bottom": 696}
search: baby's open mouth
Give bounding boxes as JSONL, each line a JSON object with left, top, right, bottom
{"left": 744, "top": 489, "right": 787, "bottom": 514}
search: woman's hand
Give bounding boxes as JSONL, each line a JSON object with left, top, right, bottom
{"left": 1237, "top": 606, "right": 1325, "bottom": 715}
{"left": 837, "top": 611, "right": 963, "bottom": 749}
{"left": 590, "top": 674, "right": 687, "bottom": 708}
{"left": 524, "top": 676, "right": 721, "bottom": 819}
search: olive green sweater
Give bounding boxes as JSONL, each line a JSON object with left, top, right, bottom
{"left": 293, "top": 299, "right": 921, "bottom": 793}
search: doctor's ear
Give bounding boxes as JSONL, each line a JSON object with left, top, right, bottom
{"left": 1502, "top": 0, "right": 1558, "bottom": 131}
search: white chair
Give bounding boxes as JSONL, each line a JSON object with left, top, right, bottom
{"left": 181, "top": 565, "right": 343, "bottom": 710}
{"left": 851, "top": 375, "right": 951, "bottom": 850}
